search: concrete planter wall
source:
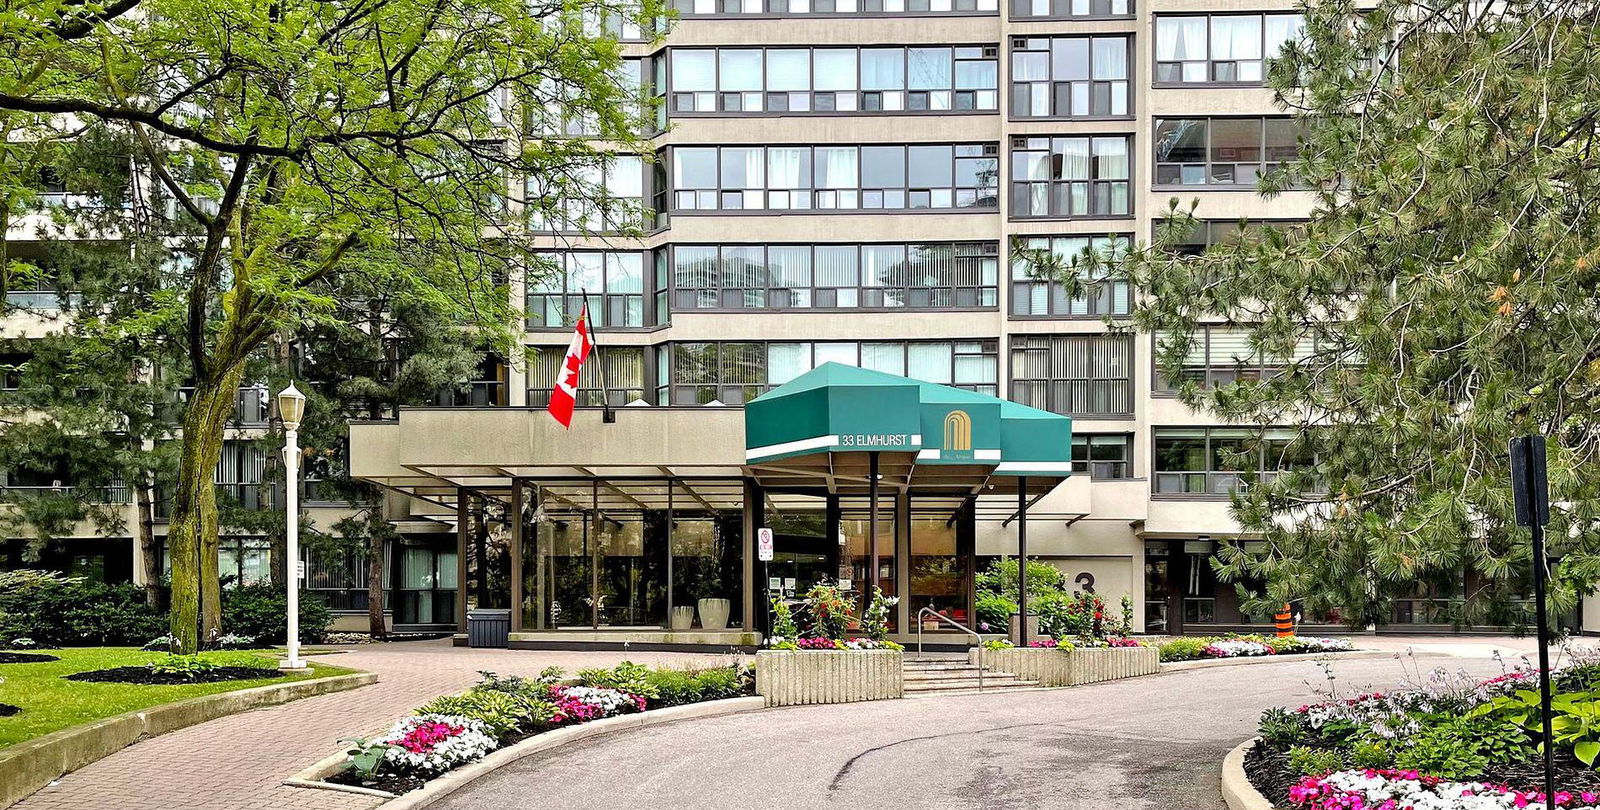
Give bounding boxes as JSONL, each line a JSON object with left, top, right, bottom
{"left": 755, "top": 650, "right": 903, "bottom": 707}
{"left": 969, "top": 646, "right": 1159, "bottom": 687}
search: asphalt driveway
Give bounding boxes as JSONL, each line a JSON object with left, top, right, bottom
{"left": 430, "top": 652, "right": 1512, "bottom": 810}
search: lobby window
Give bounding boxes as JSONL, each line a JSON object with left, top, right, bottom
{"left": 668, "top": 0, "right": 998, "bottom": 16}
{"left": 1152, "top": 427, "right": 1314, "bottom": 496}
{"left": 657, "top": 340, "right": 998, "bottom": 405}
{"left": 526, "top": 251, "right": 647, "bottom": 329}
{"left": 1010, "top": 136, "right": 1131, "bottom": 218}
{"left": 671, "top": 242, "right": 998, "bottom": 310}
{"left": 1153, "top": 118, "right": 1301, "bottom": 186}
{"left": 666, "top": 46, "right": 997, "bottom": 114}
{"left": 1010, "top": 0, "right": 1129, "bottom": 20}
{"left": 162, "top": 537, "right": 271, "bottom": 586}
{"left": 1010, "top": 235, "right": 1130, "bottom": 317}
{"left": 669, "top": 144, "right": 999, "bottom": 212}
{"left": 527, "top": 345, "right": 646, "bottom": 408}
{"left": 1153, "top": 325, "right": 1314, "bottom": 392}
{"left": 526, "top": 155, "right": 645, "bottom": 232}
{"left": 1010, "top": 36, "right": 1130, "bottom": 118}
{"left": 1072, "top": 434, "right": 1132, "bottom": 479}
{"left": 1154, "top": 13, "right": 1304, "bottom": 84}
{"left": 1009, "top": 334, "right": 1132, "bottom": 416}
{"left": 431, "top": 354, "right": 507, "bottom": 407}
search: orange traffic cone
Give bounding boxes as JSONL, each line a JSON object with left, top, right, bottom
{"left": 1274, "top": 603, "right": 1293, "bottom": 638}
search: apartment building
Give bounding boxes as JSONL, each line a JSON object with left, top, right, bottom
{"left": 10, "top": 1, "right": 1555, "bottom": 643}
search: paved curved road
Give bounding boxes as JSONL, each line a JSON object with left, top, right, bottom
{"left": 432, "top": 653, "right": 1512, "bottom": 810}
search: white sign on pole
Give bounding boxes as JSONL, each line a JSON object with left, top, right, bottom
{"left": 757, "top": 527, "right": 774, "bottom": 562}
{"left": 296, "top": 560, "right": 306, "bottom": 579}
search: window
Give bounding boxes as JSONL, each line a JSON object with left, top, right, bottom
{"left": 668, "top": 0, "right": 998, "bottom": 16}
{"left": 671, "top": 242, "right": 998, "bottom": 310}
{"left": 526, "top": 155, "right": 646, "bottom": 231}
{"left": 1152, "top": 427, "right": 1314, "bottom": 495}
{"left": 1161, "top": 218, "right": 1308, "bottom": 255}
{"left": 1010, "top": 0, "right": 1129, "bottom": 20}
{"left": 670, "top": 144, "right": 999, "bottom": 212}
{"left": 1011, "top": 235, "right": 1130, "bottom": 316}
{"left": 215, "top": 442, "right": 264, "bottom": 510}
{"left": 1010, "top": 136, "right": 1131, "bottom": 218}
{"left": 1009, "top": 335, "right": 1133, "bottom": 415}
{"left": 1153, "top": 118, "right": 1301, "bottom": 186}
{"left": 304, "top": 548, "right": 372, "bottom": 612}
{"left": 1155, "top": 13, "right": 1304, "bottom": 84}
{"left": 667, "top": 46, "right": 996, "bottom": 114}
{"left": 527, "top": 346, "right": 645, "bottom": 408}
{"left": 526, "top": 251, "right": 647, "bottom": 329}
{"left": 1010, "top": 36, "right": 1130, "bottom": 118}
{"left": 1072, "top": 434, "right": 1132, "bottom": 479}
{"left": 1153, "top": 324, "right": 1316, "bottom": 392}
{"left": 656, "top": 340, "right": 998, "bottom": 405}
{"left": 162, "top": 537, "right": 272, "bottom": 586}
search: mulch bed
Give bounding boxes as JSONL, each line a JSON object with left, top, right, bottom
{"left": 325, "top": 769, "right": 427, "bottom": 795}
{"left": 0, "top": 652, "right": 59, "bottom": 664}
{"left": 0, "top": 703, "right": 20, "bottom": 716}
{"left": 1244, "top": 741, "right": 1298, "bottom": 806}
{"left": 64, "top": 666, "right": 282, "bottom": 685}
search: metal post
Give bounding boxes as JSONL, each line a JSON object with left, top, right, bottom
{"left": 280, "top": 427, "right": 304, "bottom": 670}
{"left": 1016, "top": 477, "right": 1028, "bottom": 647}
{"left": 509, "top": 479, "right": 523, "bottom": 633}
{"left": 1512, "top": 435, "right": 1555, "bottom": 808}
{"left": 1531, "top": 512, "right": 1556, "bottom": 808}
{"left": 580, "top": 289, "right": 616, "bottom": 423}
{"left": 867, "top": 451, "right": 880, "bottom": 619}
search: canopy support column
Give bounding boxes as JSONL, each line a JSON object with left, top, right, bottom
{"left": 867, "top": 451, "right": 880, "bottom": 618}
{"left": 455, "top": 491, "right": 468, "bottom": 634}
{"left": 1016, "top": 477, "right": 1029, "bottom": 646}
{"left": 510, "top": 479, "right": 523, "bottom": 633}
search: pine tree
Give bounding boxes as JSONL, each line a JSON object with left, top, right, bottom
{"left": 1113, "top": 0, "right": 1600, "bottom": 626}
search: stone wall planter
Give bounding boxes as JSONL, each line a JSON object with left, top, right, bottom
{"left": 755, "top": 650, "right": 903, "bottom": 707}
{"left": 969, "top": 646, "right": 1159, "bottom": 687}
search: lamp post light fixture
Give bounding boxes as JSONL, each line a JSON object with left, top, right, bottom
{"left": 277, "top": 383, "right": 308, "bottom": 671}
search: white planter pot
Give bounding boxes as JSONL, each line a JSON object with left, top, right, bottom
{"left": 697, "top": 598, "right": 730, "bottom": 630}
{"left": 669, "top": 606, "right": 695, "bottom": 630}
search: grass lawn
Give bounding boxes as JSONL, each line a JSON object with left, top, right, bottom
{"left": 0, "top": 647, "right": 356, "bottom": 748}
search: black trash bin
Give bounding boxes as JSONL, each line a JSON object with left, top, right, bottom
{"left": 466, "top": 608, "right": 511, "bottom": 648}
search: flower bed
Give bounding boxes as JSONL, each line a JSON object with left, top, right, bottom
{"left": 1244, "top": 649, "right": 1600, "bottom": 808}
{"left": 332, "top": 662, "right": 754, "bottom": 795}
{"left": 1160, "top": 634, "right": 1353, "bottom": 662}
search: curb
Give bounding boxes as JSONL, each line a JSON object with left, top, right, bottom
{"left": 1160, "top": 650, "right": 1390, "bottom": 672}
{"left": 285, "top": 696, "right": 766, "bottom": 807}
{"left": 1220, "top": 738, "right": 1275, "bottom": 810}
{"left": 3, "top": 669, "right": 376, "bottom": 810}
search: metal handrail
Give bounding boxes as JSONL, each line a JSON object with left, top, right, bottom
{"left": 915, "top": 607, "right": 985, "bottom": 693}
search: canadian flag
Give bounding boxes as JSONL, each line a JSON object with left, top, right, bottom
{"left": 546, "top": 304, "right": 593, "bottom": 428}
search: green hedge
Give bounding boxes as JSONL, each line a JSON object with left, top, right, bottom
{"left": 0, "top": 570, "right": 331, "bottom": 647}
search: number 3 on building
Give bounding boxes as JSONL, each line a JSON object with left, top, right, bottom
{"left": 1075, "top": 572, "right": 1096, "bottom": 593}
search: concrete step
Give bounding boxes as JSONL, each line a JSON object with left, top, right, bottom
{"left": 902, "top": 661, "right": 980, "bottom": 670}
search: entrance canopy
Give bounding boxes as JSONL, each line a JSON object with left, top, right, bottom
{"left": 744, "top": 363, "right": 1073, "bottom": 496}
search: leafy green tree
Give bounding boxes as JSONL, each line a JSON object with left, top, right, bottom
{"left": 0, "top": 0, "right": 652, "bottom": 650}
{"left": 1111, "top": 0, "right": 1600, "bottom": 626}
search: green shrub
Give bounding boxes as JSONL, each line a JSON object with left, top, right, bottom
{"left": 1391, "top": 718, "right": 1494, "bottom": 779}
{"left": 577, "top": 661, "right": 660, "bottom": 700}
{"left": 148, "top": 654, "right": 221, "bottom": 678}
{"left": 0, "top": 570, "right": 163, "bottom": 646}
{"left": 1257, "top": 707, "right": 1310, "bottom": 747}
{"left": 417, "top": 689, "right": 553, "bottom": 740}
{"left": 642, "top": 665, "right": 745, "bottom": 708}
{"left": 1347, "top": 738, "right": 1390, "bottom": 769}
{"left": 221, "top": 582, "right": 332, "bottom": 644}
{"left": 1286, "top": 746, "right": 1344, "bottom": 777}
{"left": 974, "top": 591, "right": 1015, "bottom": 634}
{"left": 1158, "top": 637, "right": 1210, "bottom": 662}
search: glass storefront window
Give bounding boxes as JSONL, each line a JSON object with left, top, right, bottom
{"left": 596, "top": 512, "right": 667, "bottom": 627}
{"left": 842, "top": 508, "right": 896, "bottom": 631}
{"left": 397, "top": 539, "right": 457, "bottom": 626}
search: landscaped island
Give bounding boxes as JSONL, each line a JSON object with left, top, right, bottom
{"left": 331, "top": 662, "right": 755, "bottom": 795}
{"left": 1243, "top": 652, "right": 1600, "bottom": 809}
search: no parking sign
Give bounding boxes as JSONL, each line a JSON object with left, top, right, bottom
{"left": 757, "top": 527, "right": 774, "bottom": 561}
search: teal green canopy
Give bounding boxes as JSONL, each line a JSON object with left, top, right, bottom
{"left": 743, "top": 363, "right": 1073, "bottom": 478}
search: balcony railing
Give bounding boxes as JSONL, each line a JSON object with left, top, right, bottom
{"left": 0, "top": 483, "right": 131, "bottom": 504}
{"left": 431, "top": 381, "right": 505, "bottom": 407}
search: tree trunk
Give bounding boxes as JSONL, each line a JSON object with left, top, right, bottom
{"left": 167, "top": 366, "right": 244, "bottom": 652}
{"left": 367, "top": 524, "right": 387, "bottom": 639}
{"left": 137, "top": 479, "right": 162, "bottom": 610}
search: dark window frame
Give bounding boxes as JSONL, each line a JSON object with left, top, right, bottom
{"left": 1009, "top": 35, "right": 1133, "bottom": 120}
{"left": 1009, "top": 135, "right": 1134, "bottom": 219}
{"left": 669, "top": 241, "right": 1000, "bottom": 312}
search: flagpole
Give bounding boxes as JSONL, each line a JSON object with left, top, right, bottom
{"left": 579, "top": 288, "right": 616, "bottom": 423}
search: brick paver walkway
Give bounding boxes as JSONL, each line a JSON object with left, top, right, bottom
{"left": 14, "top": 640, "right": 742, "bottom": 810}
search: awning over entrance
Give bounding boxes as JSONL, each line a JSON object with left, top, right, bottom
{"left": 744, "top": 363, "right": 1074, "bottom": 494}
